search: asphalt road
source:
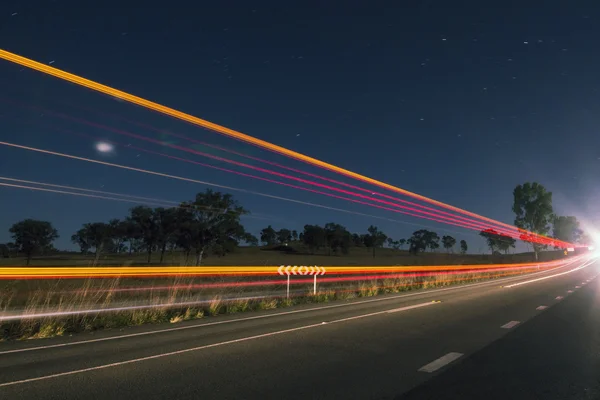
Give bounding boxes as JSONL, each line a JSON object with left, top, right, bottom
{"left": 0, "top": 257, "right": 598, "bottom": 400}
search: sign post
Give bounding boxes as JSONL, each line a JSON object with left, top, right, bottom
{"left": 278, "top": 265, "right": 326, "bottom": 298}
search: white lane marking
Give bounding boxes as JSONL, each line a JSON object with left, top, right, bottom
{"left": 555, "top": 296, "right": 563, "bottom": 300}
{"left": 501, "top": 321, "right": 520, "bottom": 329}
{"left": 575, "top": 286, "right": 581, "bottom": 289}
{"left": 418, "top": 352, "right": 464, "bottom": 373}
{"left": 0, "top": 262, "right": 568, "bottom": 356}
{"left": 503, "top": 259, "right": 594, "bottom": 289}
{"left": 536, "top": 306, "right": 547, "bottom": 310}
{"left": 567, "top": 290, "right": 574, "bottom": 293}
{"left": 386, "top": 301, "right": 440, "bottom": 313}
{"left": 0, "top": 301, "right": 439, "bottom": 387}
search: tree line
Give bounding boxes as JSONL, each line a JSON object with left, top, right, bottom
{"left": 260, "top": 223, "right": 469, "bottom": 257}
{"left": 0, "top": 182, "right": 590, "bottom": 264}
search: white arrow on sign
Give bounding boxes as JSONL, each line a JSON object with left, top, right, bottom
{"left": 285, "top": 266, "right": 291, "bottom": 275}
{"left": 278, "top": 265, "right": 285, "bottom": 275}
{"left": 309, "top": 266, "right": 315, "bottom": 275}
{"left": 292, "top": 266, "right": 298, "bottom": 275}
{"left": 320, "top": 267, "right": 326, "bottom": 275}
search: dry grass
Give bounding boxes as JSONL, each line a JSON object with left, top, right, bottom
{"left": 0, "top": 264, "right": 543, "bottom": 341}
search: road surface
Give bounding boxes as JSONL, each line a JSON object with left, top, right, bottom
{"left": 0, "top": 257, "right": 598, "bottom": 399}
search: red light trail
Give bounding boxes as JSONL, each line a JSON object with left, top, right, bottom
{"left": 0, "top": 48, "right": 575, "bottom": 248}
{"left": 15, "top": 106, "right": 554, "bottom": 244}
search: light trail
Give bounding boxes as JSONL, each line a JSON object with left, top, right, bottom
{"left": 39, "top": 110, "right": 526, "bottom": 237}
{"left": 40, "top": 121, "right": 526, "bottom": 238}
{"left": 0, "top": 258, "right": 573, "bottom": 279}
{"left": 0, "top": 182, "right": 184, "bottom": 208}
{"left": 0, "top": 176, "right": 180, "bottom": 205}
{"left": 5, "top": 91, "right": 560, "bottom": 245}
{"left": 0, "top": 48, "right": 575, "bottom": 248}
{"left": 0, "top": 143, "right": 487, "bottom": 239}
{"left": 67, "top": 266, "right": 546, "bottom": 295}
{"left": 0, "top": 140, "right": 546, "bottom": 241}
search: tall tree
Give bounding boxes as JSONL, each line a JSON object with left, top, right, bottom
{"left": 351, "top": 233, "right": 364, "bottom": 247}
{"left": 276, "top": 228, "right": 292, "bottom": 245}
{"left": 442, "top": 235, "right": 456, "bottom": 253}
{"left": 512, "top": 182, "right": 554, "bottom": 260}
{"left": 154, "top": 208, "right": 181, "bottom": 263}
{"left": 9, "top": 219, "right": 59, "bottom": 265}
{"left": 260, "top": 225, "right": 277, "bottom": 246}
{"left": 427, "top": 232, "right": 440, "bottom": 252}
{"left": 291, "top": 230, "right": 298, "bottom": 241}
{"left": 178, "top": 190, "right": 249, "bottom": 265}
{"left": 460, "top": 240, "right": 468, "bottom": 254}
{"left": 302, "top": 225, "right": 327, "bottom": 254}
{"left": 407, "top": 230, "right": 439, "bottom": 255}
{"left": 364, "top": 225, "right": 387, "bottom": 258}
{"left": 397, "top": 238, "right": 407, "bottom": 250}
{"left": 108, "top": 219, "right": 128, "bottom": 253}
{"left": 552, "top": 216, "right": 582, "bottom": 246}
{"left": 129, "top": 206, "right": 160, "bottom": 263}
{"left": 480, "top": 229, "right": 516, "bottom": 254}
{"left": 324, "top": 223, "right": 351, "bottom": 255}
{"left": 71, "top": 222, "right": 112, "bottom": 265}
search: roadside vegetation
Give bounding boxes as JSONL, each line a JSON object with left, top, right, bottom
{"left": 0, "top": 182, "right": 590, "bottom": 340}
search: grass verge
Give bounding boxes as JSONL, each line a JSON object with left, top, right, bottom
{"left": 0, "top": 268, "right": 539, "bottom": 341}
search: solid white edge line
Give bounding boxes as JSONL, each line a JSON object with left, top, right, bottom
{"left": 535, "top": 306, "right": 547, "bottom": 310}
{"left": 500, "top": 321, "right": 520, "bottom": 329}
{"left": 418, "top": 352, "right": 464, "bottom": 373}
{"left": 0, "top": 260, "right": 574, "bottom": 356}
{"left": 0, "top": 300, "right": 440, "bottom": 387}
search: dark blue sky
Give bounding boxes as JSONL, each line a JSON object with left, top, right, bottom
{"left": 1, "top": 1, "right": 600, "bottom": 252}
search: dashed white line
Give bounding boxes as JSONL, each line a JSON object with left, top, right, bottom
{"left": 575, "top": 286, "right": 581, "bottom": 289}
{"left": 567, "top": 290, "right": 574, "bottom": 293}
{"left": 556, "top": 296, "right": 563, "bottom": 300}
{"left": 501, "top": 321, "right": 520, "bottom": 329}
{"left": 536, "top": 306, "right": 548, "bottom": 310}
{"left": 418, "top": 352, "right": 464, "bottom": 373}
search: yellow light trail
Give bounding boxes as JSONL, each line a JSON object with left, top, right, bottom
{"left": 0, "top": 259, "right": 567, "bottom": 279}
{"left": 0, "top": 48, "right": 564, "bottom": 246}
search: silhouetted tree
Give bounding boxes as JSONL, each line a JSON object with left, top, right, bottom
{"left": 442, "top": 235, "right": 456, "bottom": 253}
{"left": 9, "top": 219, "right": 59, "bottom": 265}
{"left": 513, "top": 182, "right": 554, "bottom": 260}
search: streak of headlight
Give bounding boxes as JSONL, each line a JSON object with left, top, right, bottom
{"left": 32, "top": 108, "right": 533, "bottom": 239}
{"left": 96, "top": 115, "right": 526, "bottom": 237}
{"left": 118, "top": 144, "right": 547, "bottom": 241}
{"left": 73, "top": 266, "right": 545, "bottom": 294}
{"left": 0, "top": 176, "right": 180, "bottom": 205}
{"left": 0, "top": 49, "right": 572, "bottom": 248}
{"left": 33, "top": 102, "right": 542, "bottom": 241}
{"left": 0, "top": 141, "right": 511, "bottom": 236}
{"left": 0, "top": 182, "right": 184, "bottom": 208}
{"left": 0, "top": 140, "right": 475, "bottom": 231}
{"left": 59, "top": 114, "right": 528, "bottom": 237}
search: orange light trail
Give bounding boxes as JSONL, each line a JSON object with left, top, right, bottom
{"left": 0, "top": 258, "right": 573, "bottom": 279}
{"left": 0, "top": 48, "right": 574, "bottom": 248}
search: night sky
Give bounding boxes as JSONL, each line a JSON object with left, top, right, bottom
{"left": 1, "top": 1, "right": 599, "bottom": 252}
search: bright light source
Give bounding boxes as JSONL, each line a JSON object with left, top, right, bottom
{"left": 567, "top": 247, "right": 575, "bottom": 252}
{"left": 589, "top": 246, "right": 595, "bottom": 251}
{"left": 95, "top": 142, "right": 114, "bottom": 153}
